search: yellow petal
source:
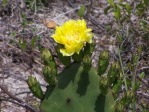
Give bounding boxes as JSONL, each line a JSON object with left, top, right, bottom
{"left": 51, "top": 19, "right": 93, "bottom": 56}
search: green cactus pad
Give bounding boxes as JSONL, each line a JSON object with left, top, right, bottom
{"left": 40, "top": 63, "right": 115, "bottom": 112}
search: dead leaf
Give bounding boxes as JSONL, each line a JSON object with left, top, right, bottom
{"left": 46, "top": 21, "right": 57, "bottom": 29}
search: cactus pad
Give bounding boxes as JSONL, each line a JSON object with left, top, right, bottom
{"left": 40, "top": 63, "right": 114, "bottom": 112}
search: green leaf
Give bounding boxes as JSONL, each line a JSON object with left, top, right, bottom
{"left": 136, "top": 3, "right": 145, "bottom": 16}
{"left": 78, "top": 5, "right": 86, "bottom": 18}
{"left": 117, "top": 3, "right": 126, "bottom": 8}
{"left": 21, "top": 13, "right": 26, "bottom": 19}
{"left": 133, "top": 55, "right": 139, "bottom": 65}
{"left": 119, "top": 0, "right": 123, "bottom": 3}
{"left": 139, "top": 72, "right": 145, "bottom": 79}
{"left": 113, "top": 5, "right": 121, "bottom": 20}
{"left": 125, "top": 3, "right": 132, "bottom": 15}
{"left": 143, "top": 0, "right": 149, "bottom": 6}
{"left": 31, "top": 37, "right": 37, "bottom": 49}
{"left": 18, "top": 38, "right": 27, "bottom": 50}
{"left": 108, "top": 0, "right": 115, "bottom": 6}
{"left": 2, "top": 0, "right": 7, "bottom": 7}
{"left": 104, "top": 6, "right": 112, "bottom": 15}
{"left": 112, "top": 80, "right": 122, "bottom": 94}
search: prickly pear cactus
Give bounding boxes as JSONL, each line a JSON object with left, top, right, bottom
{"left": 27, "top": 20, "right": 119, "bottom": 112}
{"left": 40, "top": 63, "right": 114, "bottom": 112}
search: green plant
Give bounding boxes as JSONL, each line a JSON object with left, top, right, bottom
{"left": 18, "top": 38, "right": 27, "bottom": 51}
{"left": 17, "top": 35, "right": 39, "bottom": 51}
{"left": 26, "top": 16, "right": 145, "bottom": 111}
{"left": 21, "top": 13, "right": 28, "bottom": 29}
{"left": 26, "top": 17, "right": 142, "bottom": 111}
{"left": 78, "top": 5, "right": 86, "bottom": 18}
{"left": 17, "top": 13, "right": 39, "bottom": 51}
{"left": 104, "top": 0, "right": 149, "bottom": 111}
{"left": 28, "top": 45, "right": 119, "bottom": 112}
{"left": 2, "top": 0, "right": 8, "bottom": 7}
{"left": 27, "top": 32, "right": 139, "bottom": 112}
{"left": 105, "top": 0, "right": 132, "bottom": 21}
{"left": 25, "top": 0, "right": 48, "bottom": 13}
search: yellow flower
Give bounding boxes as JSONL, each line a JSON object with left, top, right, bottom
{"left": 51, "top": 19, "right": 93, "bottom": 56}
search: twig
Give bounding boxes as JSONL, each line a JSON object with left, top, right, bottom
{"left": 2, "top": 70, "right": 47, "bottom": 87}
{"left": 140, "top": 66, "right": 149, "bottom": 70}
{"left": 15, "top": 91, "right": 31, "bottom": 96}
{"left": 132, "top": 55, "right": 140, "bottom": 111}
{"left": 0, "top": 98, "right": 37, "bottom": 111}
{"left": 52, "top": 1, "right": 91, "bottom": 21}
{"left": 137, "top": 92, "right": 149, "bottom": 100}
{"left": 52, "top": 7, "right": 80, "bottom": 21}
{"left": 118, "top": 48, "right": 128, "bottom": 91}
{"left": 0, "top": 84, "right": 39, "bottom": 112}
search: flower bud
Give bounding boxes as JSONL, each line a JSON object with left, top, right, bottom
{"left": 41, "top": 48, "right": 52, "bottom": 64}
{"left": 27, "top": 76, "right": 43, "bottom": 99}
{"left": 42, "top": 66, "right": 57, "bottom": 86}
{"left": 107, "top": 62, "right": 120, "bottom": 85}
{"left": 112, "top": 80, "right": 122, "bottom": 94}
{"left": 99, "top": 75, "right": 108, "bottom": 95}
{"left": 41, "top": 48, "right": 56, "bottom": 67}
{"left": 98, "top": 50, "right": 109, "bottom": 76}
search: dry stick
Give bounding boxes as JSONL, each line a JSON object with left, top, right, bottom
{"left": 6, "top": 43, "right": 62, "bottom": 70}
{"left": 52, "top": 2, "right": 90, "bottom": 21}
{"left": 2, "top": 70, "right": 47, "bottom": 87}
{"left": 0, "top": 98, "right": 36, "bottom": 111}
{"left": 15, "top": 91, "right": 31, "bottom": 96}
{"left": 137, "top": 92, "right": 149, "bottom": 100}
{"left": 0, "top": 85, "right": 39, "bottom": 112}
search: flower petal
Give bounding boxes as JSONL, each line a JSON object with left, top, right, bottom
{"left": 51, "top": 19, "right": 93, "bottom": 56}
